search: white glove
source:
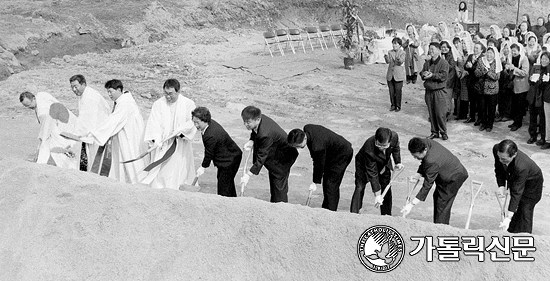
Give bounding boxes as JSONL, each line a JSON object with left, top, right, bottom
{"left": 196, "top": 167, "right": 205, "bottom": 177}
{"left": 243, "top": 140, "right": 254, "bottom": 151}
{"left": 531, "top": 73, "right": 540, "bottom": 82}
{"left": 499, "top": 217, "right": 511, "bottom": 229}
{"left": 498, "top": 186, "right": 505, "bottom": 197}
{"left": 410, "top": 173, "right": 422, "bottom": 181}
{"left": 240, "top": 173, "right": 250, "bottom": 186}
{"left": 400, "top": 203, "right": 414, "bottom": 217}
{"left": 543, "top": 74, "right": 550, "bottom": 82}
{"left": 394, "top": 163, "right": 404, "bottom": 171}
{"left": 374, "top": 195, "right": 383, "bottom": 205}
{"left": 309, "top": 183, "right": 318, "bottom": 191}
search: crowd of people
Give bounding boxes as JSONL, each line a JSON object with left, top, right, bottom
{"left": 19, "top": 73, "right": 544, "bottom": 234}
{"left": 384, "top": 11, "right": 550, "bottom": 147}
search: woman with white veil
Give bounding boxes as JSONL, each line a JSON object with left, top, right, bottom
{"left": 475, "top": 46, "right": 502, "bottom": 132}
{"left": 496, "top": 40, "right": 514, "bottom": 122}
{"left": 402, "top": 23, "right": 422, "bottom": 84}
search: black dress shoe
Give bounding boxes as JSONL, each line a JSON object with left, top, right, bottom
{"left": 527, "top": 137, "right": 537, "bottom": 144}
{"left": 486, "top": 127, "right": 493, "bottom": 132}
{"left": 495, "top": 116, "right": 503, "bottom": 122}
{"left": 464, "top": 118, "right": 474, "bottom": 123}
{"left": 441, "top": 133, "right": 448, "bottom": 140}
{"left": 541, "top": 143, "right": 550, "bottom": 149}
{"left": 395, "top": 107, "right": 401, "bottom": 112}
{"left": 390, "top": 106, "right": 396, "bottom": 111}
{"left": 536, "top": 139, "right": 546, "bottom": 146}
{"left": 474, "top": 120, "right": 481, "bottom": 126}
{"left": 428, "top": 133, "right": 440, "bottom": 139}
{"left": 510, "top": 125, "right": 520, "bottom": 131}
{"left": 479, "top": 125, "right": 486, "bottom": 131}
{"left": 508, "top": 123, "right": 515, "bottom": 128}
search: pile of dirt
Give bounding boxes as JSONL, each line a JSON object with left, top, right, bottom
{"left": 0, "top": 158, "right": 548, "bottom": 280}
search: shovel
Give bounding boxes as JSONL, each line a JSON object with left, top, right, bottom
{"left": 179, "top": 176, "right": 201, "bottom": 192}
{"left": 465, "top": 180, "right": 484, "bottom": 230}
{"left": 374, "top": 167, "right": 404, "bottom": 208}
{"left": 240, "top": 149, "right": 252, "bottom": 197}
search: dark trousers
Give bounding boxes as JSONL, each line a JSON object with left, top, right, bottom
{"left": 479, "top": 94, "right": 498, "bottom": 128}
{"left": 388, "top": 78, "right": 403, "bottom": 108}
{"left": 528, "top": 103, "right": 546, "bottom": 140}
{"left": 508, "top": 177, "right": 543, "bottom": 234}
{"left": 350, "top": 156, "right": 392, "bottom": 215}
{"left": 425, "top": 89, "right": 447, "bottom": 135}
{"left": 511, "top": 92, "right": 528, "bottom": 126}
{"left": 433, "top": 176, "right": 467, "bottom": 224}
{"left": 458, "top": 100, "right": 469, "bottom": 119}
{"left": 265, "top": 149, "right": 298, "bottom": 203}
{"left": 216, "top": 153, "right": 242, "bottom": 197}
{"left": 79, "top": 143, "right": 88, "bottom": 171}
{"left": 498, "top": 88, "right": 513, "bottom": 118}
{"left": 468, "top": 87, "right": 478, "bottom": 120}
{"left": 321, "top": 148, "right": 353, "bottom": 211}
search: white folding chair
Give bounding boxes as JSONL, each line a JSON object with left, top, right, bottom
{"left": 288, "top": 28, "right": 306, "bottom": 53}
{"left": 275, "top": 29, "right": 294, "bottom": 55}
{"left": 305, "top": 26, "right": 325, "bottom": 51}
{"left": 318, "top": 25, "right": 331, "bottom": 48}
{"left": 263, "top": 31, "right": 283, "bottom": 57}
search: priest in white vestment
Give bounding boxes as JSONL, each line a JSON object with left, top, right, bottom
{"left": 70, "top": 74, "right": 111, "bottom": 172}
{"left": 20, "top": 91, "right": 79, "bottom": 169}
{"left": 141, "top": 79, "right": 197, "bottom": 190}
{"left": 80, "top": 80, "right": 147, "bottom": 184}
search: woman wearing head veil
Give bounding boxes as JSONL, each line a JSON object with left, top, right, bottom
{"left": 516, "top": 21, "right": 530, "bottom": 46}
{"left": 505, "top": 43, "right": 530, "bottom": 131}
{"left": 464, "top": 41, "right": 486, "bottom": 124}
{"left": 487, "top": 25, "right": 502, "bottom": 50}
{"left": 437, "top": 21, "right": 451, "bottom": 41}
{"left": 500, "top": 26, "right": 518, "bottom": 46}
{"left": 441, "top": 40, "right": 460, "bottom": 118}
{"left": 537, "top": 51, "right": 550, "bottom": 149}
{"left": 402, "top": 23, "right": 422, "bottom": 84}
{"left": 532, "top": 17, "right": 547, "bottom": 44}
{"left": 452, "top": 23, "right": 464, "bottom": 38}
{"left": 526, "top": 46, "right": 545, "bottom": 145}
{"left": 496, "top": 41, "right": 514, "bottom": 122}
{"left": 475, "top": 46, "right": 502, "bottom": 132}
{"left": 525, "top": 32, "right": 542, "bottom": 66}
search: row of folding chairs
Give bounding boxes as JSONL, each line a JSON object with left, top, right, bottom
{"left": 263, "top": 25, "right": 346, "bottom": 57}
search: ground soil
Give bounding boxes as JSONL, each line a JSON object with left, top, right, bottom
{"left": 1, "top": 0, "right": 550, "bottom": 279}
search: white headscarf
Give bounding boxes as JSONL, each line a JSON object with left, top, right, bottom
{"left": 459, "top": 31, "right": 473, "bottom": 55}
{"left": 453, "top": 23, "right": 464, "bottom": 38}
{"left": 404, "top": 23, "right": 419, "bottom": 41}
{"left": 442, "top": 39, "right": 460, "bottom": 62}
{"left": 489, "top": 25, "right": 502, "bottom": 40}
{"left": 542, "top": 33, "right": 550, "bottom": 45}
{"left": 437, "top": 21, "right": 451, "bottom": 40}
{"left": 500, "top": 40, "right": 512, "bottom": 64}
{"left": 525, "top": 31, "right": 542, "bottom": 56}
{"left": 482, "top": 46, "right": 502, "bottom": 74}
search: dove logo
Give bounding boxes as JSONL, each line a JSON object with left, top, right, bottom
{"left": 357, "top": 225, "right": 405, "bottom": 273}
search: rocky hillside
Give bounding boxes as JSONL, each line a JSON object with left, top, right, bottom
{"left": 0, "top": 0, "right": 546, "bottom": 80}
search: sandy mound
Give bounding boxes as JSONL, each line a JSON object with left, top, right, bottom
{"left": 0, "top": 158, "right": 548, "bottom": 280}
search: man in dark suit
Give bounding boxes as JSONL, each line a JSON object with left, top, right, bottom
{"left": 287, "top": 124, "right": 353, "bottom": 211}
{"left": 401, "top": 137, "right": 468, "bottom": 224}
{"left": 192, "top": 107, "right": 242, "bottom": 197}
{"left": 240, "top": 106, "right": 298, "bottom": 203}
{"left": 493, "top": 139, "right": 544, "bottom": 233}
{"left": 350, "top": 127, "right": 403, "bottom": 215}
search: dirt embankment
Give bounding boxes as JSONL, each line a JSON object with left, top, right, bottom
{"left": 1, "top": 0, "right": 547, "bottom": 80}
{"left": 1, "top": 158, "right": 549, "bottom": 280}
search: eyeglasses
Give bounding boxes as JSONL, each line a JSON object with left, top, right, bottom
{"left": 375, "top": 141, "right": 390, "bottom": 149}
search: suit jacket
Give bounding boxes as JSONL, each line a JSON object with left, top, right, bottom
{"left": 421, "top": 56, "right": 449, "bottom": 91}
{"left": 416, "top": 139, "right": 468, "bottom": 201}
{"left": 493, "top": 145, "right": 544, "bottom": 212}
{"left": 201, "top": 119, "right": 242, "bottom": 168}
{"left": 356, "top": 130, "right": 401, "bottom": 193}
{"left": 385, "top": 49, "right": 406, "bottom": 82}
{"left": 303, "top": 124, "right": 353, "bottom": 184}
{"left": 249, "top": 114, "right": 298, "bottom": 175}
